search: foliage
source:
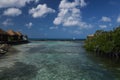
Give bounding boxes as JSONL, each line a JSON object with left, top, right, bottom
{"left": 85, "top": 26, "right": 120, "bottom": 57}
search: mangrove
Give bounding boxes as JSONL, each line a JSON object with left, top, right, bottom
{"left": 85, "top": 26, "right": 120, "bottom": 59}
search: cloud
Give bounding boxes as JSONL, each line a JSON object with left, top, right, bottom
{"left": 3, "top": 8, "right": 22, "bottom": 16}
{"left": 25, "top": 22, "right": 33, "bottom": 29}
{"left": 80, "top": 0, "right": 87, "bottom": 7}
{"left": 99, "top": 25, "right": 107, "bottom": 29}
{"left": 53, "top": 0, "right": 91, "bottom": 29}
{"left": 109, "top": 23, "right": 112, "bottom": 26}
{"left": 29, "top": 4, "right": 55, "bottom": 18}
{"left": 35, "top": 0, "right": 40, "bottom": 3}
{"left": 101, "top": 16, "right": 111, "bottom": 22}
{"left": 117, "top": 15, "right": 120, "bottom": 23}
{"left": 2, "top": 19, "right": 14, "bottom": 26}
{"left": 49, "top": 26, "right": 58, "bottom": 30}
{"left": 73, "top": 30, "right": 82, "bottom": 34}
{"left": 0, "top": 0, "right": 38, "bottom": 8}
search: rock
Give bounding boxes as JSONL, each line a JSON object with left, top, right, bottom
{"left": 0, "top": 44, "right": 10, "bottom": 54}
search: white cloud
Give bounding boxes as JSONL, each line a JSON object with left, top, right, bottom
{"left": 0, "top": 0, "right": 38, "bottom": 8}
{"left": 80, "top": 0, "right": 87, "bottom": 7}
{"left": 3, "top": 8, "right": 22, "bottom": 16}
{"left": 101, "top": 16, "right": 111, "bottom": 22}
{"left": 29, "top": 4, "right": 55, "bottom": 18}
{"left": 2, "top": 19, "right": 14, "bottom": 26}
{"left": 117, "top": 15, "right": 120, "bottom": 23}
{"left": 35, "top": 0, "right": 40, "bottom": 3}
{"left": 53, "top": 0, "right": 91, "bottom": 29}
{"left": 99, "top": 25, "right": 107, "bottom": 29}
{"left": 25, "top": 22, "right": 33, "bottom": 29}
{"left": 59, "top": 0, "right": 87, "bottom": 9}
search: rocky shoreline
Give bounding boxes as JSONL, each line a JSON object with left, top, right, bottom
{"left": 0, "top": 42, "right": 29, "bottom": 57}
{"left": 0, "top": 28, "right": 29, "bottom": 56}
{"left": 0, "top": 44, "right": 10, "bottom": 55}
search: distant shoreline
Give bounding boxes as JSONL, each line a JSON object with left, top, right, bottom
{"left": 29, "top": 38, "right": 86, "bottom": 41}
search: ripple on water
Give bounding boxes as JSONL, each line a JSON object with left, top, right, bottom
{"left": 0, "top": 62, "right": 38, "bottom": 80}
{"left": 0, "top": 41, "right": 118, "bottom": 80}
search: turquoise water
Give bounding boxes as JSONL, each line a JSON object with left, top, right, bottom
{"left": 0, "top": 41, "right": 120, "bottom": 80}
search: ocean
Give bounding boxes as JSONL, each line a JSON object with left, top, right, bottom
{"left": 0, "top": 41, "right": 120, "bottom": 80}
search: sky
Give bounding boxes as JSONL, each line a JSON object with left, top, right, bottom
{"left": 0, "top": 0, "right": 120, "bottom": 39}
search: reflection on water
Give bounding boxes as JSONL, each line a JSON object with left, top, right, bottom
{"left": 0, "top": 41, "right": 119, "bottom": 80}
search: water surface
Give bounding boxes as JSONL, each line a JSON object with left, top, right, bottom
{"left": 0, "top": 41, "right": 120, "bottom": 80}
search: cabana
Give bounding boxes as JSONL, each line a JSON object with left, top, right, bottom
{"left": 16, "top": 31, "right": 23, "bottom": 41}
{"left": 87, "top": 34, "right": 94, "bottom": 39}
{"left": 0, "top": 29, "right": 8, "bottom": 43}
{"left": 7, "top": 30, "right": 18, "bottom": 42}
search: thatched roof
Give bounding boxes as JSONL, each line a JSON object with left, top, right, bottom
{"left": 88, "top": 34, "right": 94, "bottom": 37}
{"left": 16, "top": 32, "right": 23, "bottom": 36}
{"left": 7, "top": 30, "right": 17, "bottom": 36}
{"left": 0, "top": 29, "right": 7, "bottom": 35}
{"left": 87, "top": 34, "right": 94, "bottom": 38}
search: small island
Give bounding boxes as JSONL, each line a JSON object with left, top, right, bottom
{"left": 0, "top": 28, "right": 28, "bottom": 55}
{"left": 85, "top": 26, "right": 120, "bottom": 59}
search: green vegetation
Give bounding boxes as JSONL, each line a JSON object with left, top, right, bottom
{"left": 85, "top": 26, "right": 120, "bottom": 58}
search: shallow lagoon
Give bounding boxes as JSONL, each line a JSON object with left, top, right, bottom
{"left": 0, "top": 41, "right": 120, "bottom": 80}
